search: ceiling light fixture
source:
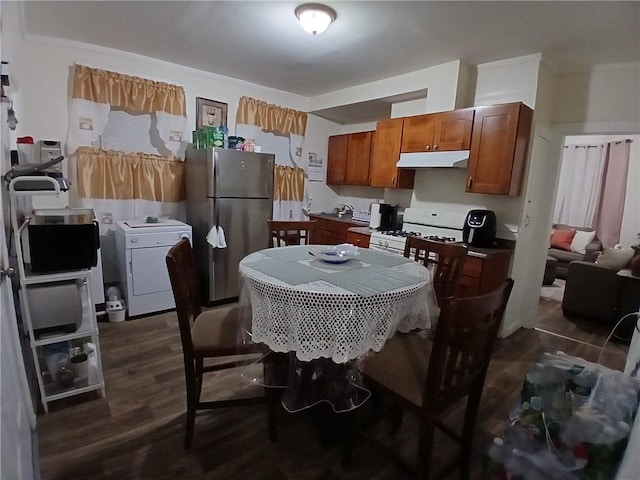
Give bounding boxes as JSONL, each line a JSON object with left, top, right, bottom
{"left": 295, "top": 3, "right": 337, "bottom": 36}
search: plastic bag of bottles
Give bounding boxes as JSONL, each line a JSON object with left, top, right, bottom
{"left": 493, "top": 351, "right": 640, "bottom": 480}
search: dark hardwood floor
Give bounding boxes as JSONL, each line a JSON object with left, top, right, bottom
{"left": 37, "top": 297, "right": 628, "bottom": 480}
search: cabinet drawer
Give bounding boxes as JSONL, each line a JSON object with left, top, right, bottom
{"left": 325, "top": 221, "right": 351, "bottom": 234}
{"left": 462, "top": 256, "right": 483, "bottom": 279}
{"left": 125, "top": 231, "right": 191, "bottom": 249}
{"left": 456, "top": 275, "right": 480, "bottom": 297}
{"left": 346, "top": 232, "right": 370, "bottom": 248}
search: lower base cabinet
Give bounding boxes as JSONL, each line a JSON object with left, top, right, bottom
{"left": 456, "top": 250, "right": 512, "bottom": 297}
{"left": 346, "top": 231, "right": 370, "bottom": 248}
{"left": 310, "top": 215, "right": 366, "bottom": 245}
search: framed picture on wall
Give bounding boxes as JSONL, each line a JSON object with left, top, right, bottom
{"left": 196, "top": 97, "right": 228, "bottom": 129}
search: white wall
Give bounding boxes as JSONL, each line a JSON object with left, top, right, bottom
{"left": 309, "top": 60, "right": 463, "bottom": 113}
{"left": 1, "top": 1, "right": 311, "bottom": 209}
{"left": 562, "top": 134, "right": 640, "bottom": 247}
{"left": 473, "top": 54, "right": 541, "bottom": 109}
{"left": 554, "top": 63, "right": 640, "bottom": 128}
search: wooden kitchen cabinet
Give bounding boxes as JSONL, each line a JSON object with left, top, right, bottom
{"left": 401, "top": 108, "right": 474, "bottom": 153}
{"left": 346, "top": 231, "right": 370, "bottom": 248}
{"left": 370, "top": 118, "right": 415, "bottom": 189}
{"left": 345, "top": 131, "right": 373, "bottom": 185}
{"left": 327, "top": 132, "right": 373, "bottom": 186}
{"left": 309, "top": 215, "right": 363, "bottom": 245}
{"left": 466, "top": 102, "right": 533, "bottom": 195}
{"left": 455, "top": 250, "right": 512, "bottom": 297}
{"left": 327, "top": 135, "right": 349, "bottom": 184}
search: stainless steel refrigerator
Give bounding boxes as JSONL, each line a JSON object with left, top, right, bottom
{"left": 185, "top": 147, "right": 274, "bottom": 304}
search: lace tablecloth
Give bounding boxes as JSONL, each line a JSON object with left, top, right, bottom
{"left": 239, "top": 245, "right": 438, "bottom": 363}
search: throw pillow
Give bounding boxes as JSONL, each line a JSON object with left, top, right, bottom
{"left": 570, "top": 230, "right": 597, "bottom": 255}
{"left": 550, "top": 229, "right": 576, "bottom": 251}
{"left": 595, "top": 246, "right": 636, "bottom": 270}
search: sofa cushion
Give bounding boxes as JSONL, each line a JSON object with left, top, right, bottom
{"left": 550, "top": 229, "right": 576, "bottom": 251}
{"left": 549, "top": 247, "right": 583, "bottom": 263}
{"left": 570, "top": 230, "right": 597, "bottom": 255}
{"left": 595, "top": 246, "right": 635, "bottom": 270}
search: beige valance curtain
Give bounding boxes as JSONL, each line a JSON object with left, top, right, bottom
{"left": 274, "top": 165, "right": 305, "bottom": 202}
{"left": 72, "top": 64, "right": 186, "bottom": 116}
{"left": 236, "top": 96, "right": 307, "bottom": 137}
{"left": 68, "top": 65, "right": 189, "bottom": 156}
{"left": 76, "top": 147, "right": 185, "bottom": 202}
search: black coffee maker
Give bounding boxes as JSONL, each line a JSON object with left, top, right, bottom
{"left": 463, "top": 210, "right": 497, "bottom": 247}
{"left": 378, "top": 204, "right": 400, "bottom": 231}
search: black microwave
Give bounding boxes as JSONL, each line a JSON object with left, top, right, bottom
{"left": 27, "top": 212, "right": 99, "bottom": 273}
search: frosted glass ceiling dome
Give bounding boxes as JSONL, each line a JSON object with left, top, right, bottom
{"left": 295, "top": 3, "right": 337, "bottom": 35}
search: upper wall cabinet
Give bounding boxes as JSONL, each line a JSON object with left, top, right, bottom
{"left": 327, "top": 131, "right": 373, "bottom": 186}
{"left": 327, "top": 135, "right": 349, "bottom": 184}
{"left": 370, "top": 118, "right": 415, "bottom": 189}
{"left": 401, "top": 108, "right": 474, "bottom": 153}
{"left": 466, "top": 102, "right": 533, "bottom": 196}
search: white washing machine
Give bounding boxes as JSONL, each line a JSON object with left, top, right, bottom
{"left": 115, "top": 220, "right": 192, "bottom": 317}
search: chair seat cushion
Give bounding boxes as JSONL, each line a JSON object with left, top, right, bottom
{"left": 191, "top": 305, "right": 242, "bottom": 352}
{"left": 363, "top": 331, "right": 433, "bottom": 408}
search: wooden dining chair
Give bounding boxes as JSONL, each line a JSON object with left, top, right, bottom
{"left": 166, "top": 238, "right": 270, "bottom": 448}
{"left": 404, "top": 236, "right": 468, "bottom": 305}
{"left": 267, "top": 220, "right": 317, "bottom": 247}
{"left": 343, "top": 279, "right": 514, "bottom": 480}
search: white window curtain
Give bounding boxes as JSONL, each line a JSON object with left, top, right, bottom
{"left": 553, "top": 144, "right": 607, "bottom": 228}
{"left": 67, "top": 65, "right": 190, "bottom": 157}
{"left": 235, "top": 97, "right": 308, "bottom": 220}
{"left": 68, "top": 65, "right": 189, "bottom": 230}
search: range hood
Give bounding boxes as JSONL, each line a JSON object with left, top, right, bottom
{"left": 396, "top": 150, "right": 469, "bottom": 168}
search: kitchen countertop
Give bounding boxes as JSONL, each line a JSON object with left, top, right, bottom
{"left": 347, "top": 226, "right": 373, "bottom": 235}
{"left": 466, "top": 246, "right": 513, "bottom": 259}
{"left": 309, "top": 212, "right": 369, "bottom": 226}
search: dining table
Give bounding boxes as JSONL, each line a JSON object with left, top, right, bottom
{"left": 237, "top": 244, "right": 439, "bottom": 413}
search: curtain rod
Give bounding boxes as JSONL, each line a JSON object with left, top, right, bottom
{"left": 563, "top": 139, "right": 633, "bottom": 148}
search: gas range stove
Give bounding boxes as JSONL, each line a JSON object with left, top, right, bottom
{"left": 378, "top": 230, "right": 458, "bottom": 242}
{"left": 369, "top": 208, "right": 465, "bottom": 255}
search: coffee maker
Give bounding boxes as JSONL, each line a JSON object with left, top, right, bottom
{"left": 463, "top": 210, "right": 497, "bottom": 247}
{"left": 378, "top": 204, "right": 399, "bottom": 231}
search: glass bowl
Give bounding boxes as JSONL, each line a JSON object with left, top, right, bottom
{"left": 317, "top": 243, "right": 359, "bottom": 264}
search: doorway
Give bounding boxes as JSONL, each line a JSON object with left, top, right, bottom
{"left": 536, "top": 133, "right": 639, "bottom": 346}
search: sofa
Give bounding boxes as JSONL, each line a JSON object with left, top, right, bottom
{"left": 548, "top": 224, "right": 602, "bottom": 279}
{"left": 562, "top": 245, "right": 640, "bottom": 326}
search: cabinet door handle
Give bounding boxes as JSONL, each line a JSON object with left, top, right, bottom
{"left": 433, "top": 145, "right": 438, "bottom": 150}
{"left": 467, "top": 177, "right": 473, "bottom": 189}
{"left": 425, "top": 145, "right": 431, "bottom": 151}
{"left": 391, "top": 175, "right": 396, "bottom": 185}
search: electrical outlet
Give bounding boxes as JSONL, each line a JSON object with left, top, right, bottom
{"left": 101, "top": 212, "right": 113, "bottom": 225}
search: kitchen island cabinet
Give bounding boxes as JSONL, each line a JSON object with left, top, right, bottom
{"left": 327, "top": 131, "right": 373, "bottom": 186}
{"left": 466, "top": 102, "right": 533, "bottom": 195}
{"left": 308, "top": 214, "right": 369, "bottom": 245}
{"left": 370, "top": 118, "right": 415, "bottom": 189}
{"left": 401, "top": 108, "right": 474, "bottom": 153}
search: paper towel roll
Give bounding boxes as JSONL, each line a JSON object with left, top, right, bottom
{"left": 369, "top": 203, "right": 381, "bottom": 229}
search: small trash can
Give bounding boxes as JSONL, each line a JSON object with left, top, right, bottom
{"left": 106, "top": 300, "right": 126, "bottom": 323}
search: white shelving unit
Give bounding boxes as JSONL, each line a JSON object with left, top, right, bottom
{"left": 9, "top": 176, "right": 105, "bottom": 412}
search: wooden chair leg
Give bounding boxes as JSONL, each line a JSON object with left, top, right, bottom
{"left": 390, "top": 402, "right": 404, "bottom": 434}
{"left": 459, "top": 389, "right": 483, "bottom": 480}
{"left": 416, "top": 418, "right": 436, "bottom": 480}
{"left": 195, "top": 356, "right": 204, "bottom": 401}
{"left": 265, "top": 387, "right": 279, "bottom": 443}
{"left": 184, "top": 359, "right": 198, "bottom": 449}
{"left": 340, "top": 410, "right": 357, "bottom": 467}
